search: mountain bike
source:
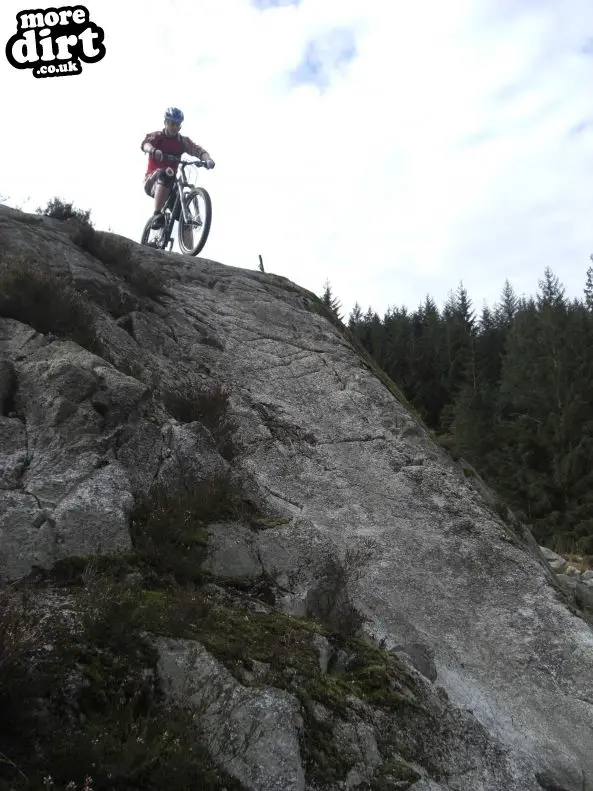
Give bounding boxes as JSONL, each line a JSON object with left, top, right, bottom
{"left": 140, "top": 154, "right": 212, "bottom": 256}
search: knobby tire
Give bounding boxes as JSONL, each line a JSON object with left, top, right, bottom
{"left": 177, "top": 187, "right": 212, "bottom": 256}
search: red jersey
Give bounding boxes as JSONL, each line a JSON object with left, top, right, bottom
{"left": 141, "top": 130, "right": 210, "bottom": 178}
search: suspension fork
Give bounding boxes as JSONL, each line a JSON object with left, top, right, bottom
{"left": 178, "top": 184, "right": 199, "bottom": 224}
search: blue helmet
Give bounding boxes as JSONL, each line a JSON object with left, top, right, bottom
{"left": 164, "top": 106, "right": 184, "bottom": 125}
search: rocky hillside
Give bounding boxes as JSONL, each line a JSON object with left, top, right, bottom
{"left": 0, "top": 202, "right": 592, "bottom": 791}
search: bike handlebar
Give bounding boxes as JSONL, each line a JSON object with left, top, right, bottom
{"left": 160, "top": 153, "right": 206, "bottom": 166}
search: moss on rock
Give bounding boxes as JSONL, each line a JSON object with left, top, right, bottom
{"left": 0, "top": 577, "right": 247, "bottom": 791}
{"left": 371, "top": 754, "right": 423, "bottom": 789}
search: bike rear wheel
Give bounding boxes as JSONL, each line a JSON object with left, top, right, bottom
{"left": 177, "top": 188, "right": 212, "bottom": 256}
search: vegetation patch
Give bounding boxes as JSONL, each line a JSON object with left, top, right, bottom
{"left": 129, "top": 466, "right": 245, "bottom": 587}
{"left": 0, "top": 253, "right": 99, "bottom": 353}
{"left": 371, "top": 755, "right": 422, "bottom": 789}
{"left": 147, "top": 592, "right": 426, "bottom": 788}
{"left": 5, "top": 542, "right": 430, "bottom": 791}
{"left": 304, "top": 547, "right": 373, "bottom": 638}
{"left": 298, "top": 698, "right": 352, "bottom": 787}
{"left": 45, "top": 553, "right": 141, "bottom": 588}
{"left": 36, "top": 197, "right": 92, "bottom": 224}
{"left": 46, "top": 563, "right": 423, "bottom": 720}
{"left": 564, "top": 553, "right": 593, "bottom": 572}
{"left": 36, "top": 197, "right": 167, "bottom": 303}
{"left": 78, "top": 231, "right": 167, "bottom": 302}
{"left": 0, "top": 580, "right": 245, "bottom": 791}
{"left": 158, "top": 378, "right": 240, "bottom": 462}
{"left": 135, "top": 587, "right": 425, "bottom": 716}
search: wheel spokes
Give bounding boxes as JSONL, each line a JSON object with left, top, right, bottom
{"left": 182, "top": 195, "right": 206, "bottom": 249}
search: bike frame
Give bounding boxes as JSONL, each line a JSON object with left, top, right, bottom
{"left": 158, "top": 155, "right": 205, "bottom": 247}
{"left": 163, "top": 155, "right": 203, "bottom": 221}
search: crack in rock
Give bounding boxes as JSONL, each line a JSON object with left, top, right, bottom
{"left": 317, "top": 434, "right": 387, "bottom": 446}
{"left": 259, "top": 483, "right": 304, "bottom": 512}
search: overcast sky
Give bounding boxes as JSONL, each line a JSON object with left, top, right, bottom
{"left": 2, "top": 0, "right": 593, "bottom": 323}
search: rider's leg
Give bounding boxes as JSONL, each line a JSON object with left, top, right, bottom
{"left": 153, "top": 182, "right": 170, "bottom": 214}
{"left": 148, "top": 169, "right": 175, "bottom": 228}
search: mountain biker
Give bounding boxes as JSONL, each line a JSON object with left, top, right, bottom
{"left": 141, "top": 107, "right": 215, "bottom": 229}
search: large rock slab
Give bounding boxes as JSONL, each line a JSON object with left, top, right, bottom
{"left": 1, "top": 203, "right": 592, "bottom": 790}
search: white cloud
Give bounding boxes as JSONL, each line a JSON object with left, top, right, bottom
{"left": 2, "top": 0, "right": 593, "bottom": 321}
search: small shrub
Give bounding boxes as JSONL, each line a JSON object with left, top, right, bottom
{"left": 129, "top": 459, "right": 246, "bottom": 585}
{"left": 305, "top": 547, "right": 372, "bottom": 637}
{"left": 372, "top": 756, "right": 422, "bottom": 789}
{"left": 46, "top": 554, "right": 139, "bottom": 588}
{"left": 74, "top": 231, "right": 167, "bottom": 301}
{"left": 36, "top": 197, "right": 167, "bottom": 302}
{"left": 160, "top": 379, "right": 239, "bottom": 461}
{"left": 0, "top": 585, "right": 44, "bottom": 676}
{"left": 0, "top": 255, "right": 99, "bottom": 352}
{"left": 36, "top": 197, "right": 93, "bottom": 225}
{"left": 298, "top": 697, "right": 351, "bottom": 787}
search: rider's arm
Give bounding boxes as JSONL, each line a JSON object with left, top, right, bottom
{"left": 181, "top": 135, "right": 210, "bottom": 160}
{"left": 141, "top": 132, "right": 160, "bottom": 154}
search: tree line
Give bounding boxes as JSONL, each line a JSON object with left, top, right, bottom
{"left": 320, "top": 265, "right": 593, "bottom": 556}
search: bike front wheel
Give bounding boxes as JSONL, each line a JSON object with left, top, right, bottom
{"left": 177, "top": 188, "right": 212, "bottom": 256}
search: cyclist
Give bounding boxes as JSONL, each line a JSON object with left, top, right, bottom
{"left": 141, "top": 107, "right": 215, "bottom": 229}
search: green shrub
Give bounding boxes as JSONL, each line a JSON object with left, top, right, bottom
{"left": 129, "top": 459, "right": 246, "bottom": 586}
{"left": 305, "top": 547, "right": 372, "bottom": 638}
{"left": 36, "top": 197, "right": 167, "bottom": 303}
{"left": 36, "top": 197, "right": 92, "bottom": 225}
{"left": 159, "top": 379, "right": 239, "bottom": 461}
{"left": 0, "top": 255, "right": 99, "bottom": 353}
{"left": 0, "top": 578, "right": 244, "bottom": 791}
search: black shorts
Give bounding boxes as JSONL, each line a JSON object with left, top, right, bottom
{"left": 144, "top": 168, "right": 175, "bottom": 196}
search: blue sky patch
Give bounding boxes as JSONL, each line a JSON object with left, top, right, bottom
{"left": 288, "top": 28, "right": 357, "bottom": 90}
{"left": 251, "top": 0, "right": 303, "bottom": 10}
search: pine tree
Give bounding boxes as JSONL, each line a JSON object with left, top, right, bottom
{"left": 492, "top": 269, "right": 593, "bottom": 548}
{"left": 381, "top": 304, "right": 414, "bottom": 406}
{"left": 439, "top": 282, "right": 477, "bottom": 431}
{"left": 455, "top": 281, "right": 476, "bottom": 331}
{"left": 584, "top": 260, "right": 593, "bottom": 312}
{"left": 494, "top": 279, "right": 519, "bottom": 327}
{"left": 348, "top": 302, "right": 363, "bottom": 328}
{"left": 351, "top": 306, "right": 384, "bottom": 363}
{"left": 321, "top": 279, "right": 344, "bottom": 322}
{"left": 452, "top": 298, "right": 508, "bottom": 471}
{"left": 536, "top": 266, "right": 566, "bottom": 311}
{"left": 405, "top": 297, "right": 447, "bottom": 428}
